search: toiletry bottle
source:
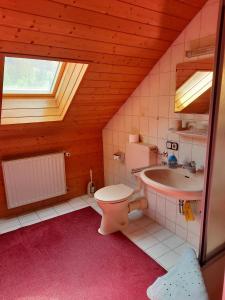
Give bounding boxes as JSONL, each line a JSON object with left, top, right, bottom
{"left": 168, "top": 152, "right": 178, "bottom": 168}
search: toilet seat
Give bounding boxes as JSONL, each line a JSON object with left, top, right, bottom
{"left": 94, "top": 184, "right": 134, "bottom": 203}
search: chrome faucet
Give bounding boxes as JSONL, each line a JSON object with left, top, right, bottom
{"left": 159, "top": 151, "right": 168, "bottom": 165}
{"left": 182, "top": 161, "right": 197, "bottom": 173}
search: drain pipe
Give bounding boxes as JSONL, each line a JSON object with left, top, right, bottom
{"left": 128, "top": 196, "right": 148, "bottom": 213}
{"left": 132, "top": 174, "right": 143, "bottom": 194}
{"left": 128, "top": 173, "right": 148, "bottom": 212}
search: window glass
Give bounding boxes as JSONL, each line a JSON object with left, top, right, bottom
{"left": 3, "top": 57, "right": 61, "bottom": 94}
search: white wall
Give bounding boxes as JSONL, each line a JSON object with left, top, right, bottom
{"left": 102, "top": 0, "right": 219, "bottom": 250}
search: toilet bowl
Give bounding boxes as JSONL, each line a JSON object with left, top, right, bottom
{"left": 95, "top": 142, "right": 157, "bottom": 235}
{"left": 94, "top": 184, "right": 133, "bottom": 235}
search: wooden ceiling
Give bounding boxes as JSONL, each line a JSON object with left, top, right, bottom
{"left": 0, "top": 0, "right": 208, "bottom": 130}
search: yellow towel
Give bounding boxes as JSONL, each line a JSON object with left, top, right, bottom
{"left": 183, "top": 201, "right": 195, "bottom": 221}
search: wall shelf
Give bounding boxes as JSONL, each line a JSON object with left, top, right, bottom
{"left": 169, "top": 128, "right": 208, "bottom": 139}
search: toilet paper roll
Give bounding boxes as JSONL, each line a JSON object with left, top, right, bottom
{"left": 129, "top": 134, "right": 139, "bottom": 143}
{"left": 171, "top": 119, "right": 182, "bottom": 130}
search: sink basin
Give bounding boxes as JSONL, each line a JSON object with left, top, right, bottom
{"left": 140, "top": 166, "right": 204, "bottom": 200}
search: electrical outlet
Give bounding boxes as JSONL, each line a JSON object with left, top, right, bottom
{"left": 171, "top": 142, "right": 179, "bottom": 151}
{"left": 166, "top": 141, "right": 172, "bottom": 149}
{"left": 166, "top": 140, "right": 179, "bottom": 151}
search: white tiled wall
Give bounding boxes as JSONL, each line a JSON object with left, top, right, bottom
{"left": 102, "top": 0, "right": 219, "bottom": 250}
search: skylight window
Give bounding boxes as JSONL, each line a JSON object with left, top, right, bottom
{"left": 3, "top": 57, "right": 62, "bottom": 95}
{"left": 1, "top": 55, "right": 88, "bottom": 125}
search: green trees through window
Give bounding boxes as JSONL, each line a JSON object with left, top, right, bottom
{"left": 3, "top": 57, "right": 61, "bottom": 94}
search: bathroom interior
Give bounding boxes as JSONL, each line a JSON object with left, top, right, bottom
{"left": 0, "top": 0, "right": 224, "bottom": 299}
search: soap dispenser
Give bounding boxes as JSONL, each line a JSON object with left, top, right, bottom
{"left": 168, "top": 152, "right": 178, "bottom": 168}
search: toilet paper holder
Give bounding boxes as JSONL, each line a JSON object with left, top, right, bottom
{"left": 113, "top": 152, "right": 125, "bottom": 161}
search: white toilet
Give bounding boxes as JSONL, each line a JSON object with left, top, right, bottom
{"left": 94, "top": 143, "right": 157, "bottom": 235}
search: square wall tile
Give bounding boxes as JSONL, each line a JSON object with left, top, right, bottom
{"left": 155, "top": 212, "right": 166, "bottom": 226}
{"left": 179, "top": 142, "right": 192, "bottom": 164}
{"left": 156, "top": 194, "right": 166, "bottom": 216}
{"left": 158, "top": 96, "right": 170, "bottom": 117}
{"left": 165, "top": 218, "right": 176, "bottom": 233}
{"left": 159, "top": 72, "right": 171, "bottom": 96}
{"left": 149, "top": 97, "right": 158, "bottom": 117}
{"left": 146, "top": 191, "right": 157, "bottom": 211}
{"left": 148, "top": 118, "right": 158, "bottom": 137}
{"left": 140, "top": 117, "right": 149, "bottom": 135}
{"left": 150, "top": 74, "right": 159, "bottom": 96}
{"left": 159, "top": 48, "right": 172, "bottom": 73}
{"left": 192, "top": 145, "right": 206, "bottom": 168}
{"left": 176, "top": 224, "right": 188, "bottom": 240}
{"left": 140, "top": 98, "right": 149, "bottom": 117}
{"left": 158, "top": 118, "right": 169, "bottom": 138}
{"left": 200, "top": 1, "right": 219, "bottom": 37}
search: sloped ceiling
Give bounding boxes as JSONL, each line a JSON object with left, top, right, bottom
{"left": 0, "top": 0, "right": 208, "bottom": 131}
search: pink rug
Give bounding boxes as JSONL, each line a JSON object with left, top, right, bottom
{"left": 0, "top": 207, "right": 166, "bottom": 299}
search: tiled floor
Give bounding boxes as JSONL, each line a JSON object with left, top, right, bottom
{"left": 0, "top": 195, "right": 195, "bottom": 271}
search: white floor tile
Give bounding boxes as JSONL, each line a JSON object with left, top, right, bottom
{"left": 53, "top": 202, "right": 74, "bottom": 215}
{"left": 134, "top": 216, "right": 154, "bottom": 228}
{"left": 18, "top": 212, "right": 40, "bottom": 226}
{"left": 0, "top": 224, "right": 21, "bottom": 234}
{"left": 81, "top": 194, "right": 89, "bottom": 200}
{"left": 145, "top": 243, "right": 170, "bottom": 259}
{"left": 36, "top": 207, "right": 58, "bottom": 221}
{"left": 156, "top": 251, "right": 180, "bottom": 270}
{"left": 153, "top": 228, "right": 173, "bottom": 241}
{"left": 135, "top": 235, "right": 159, "bottom": 250}
{"left": 174, "top": 242, "right": 196, "bottom": 255}
{"left": 145, "top": 223, "right": 163, "bottom": 234}
{"left": 21, "top": 219, "right": 41, "bottom": 227}
{"left": 163, "top": 235, "right": 185, "bottom": 249}
{"left": 0, "top": 217, "right": 21, "bottom": 234}
{"left": 0, "top": 217, "right": 20, "bottom": 227}
{"left": 83, "top": 196, "right": 96, "bottom": 205}
{"left": 121, "top": 222, "right": 140, "bottom": 235}
{"left": 68, "top": 197, "right": 89, "bottom": 210}
{"left": 125, "top": 227, "right": 150, "bottom": 242}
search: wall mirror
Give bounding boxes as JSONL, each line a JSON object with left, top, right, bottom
{"left": 174, "top": 57, "right": 214, "bottom": 114}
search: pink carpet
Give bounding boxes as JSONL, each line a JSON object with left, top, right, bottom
{"left": 0, "top": 207, "right": 166, "bottom": 299}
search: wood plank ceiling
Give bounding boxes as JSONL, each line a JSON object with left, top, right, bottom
{"left": 0, "top": 0, "right": 207, "bottom": 130}
{"left": 0, "top": 0, "right": 208, "bottom": 216}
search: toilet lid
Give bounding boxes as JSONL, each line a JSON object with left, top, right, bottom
{"left": 94, "top": 184, "right": 134, "bottom": 202}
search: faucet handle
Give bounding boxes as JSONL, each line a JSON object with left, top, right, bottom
{"left": 159, "top": 151, "right": 168, "bottom": 157}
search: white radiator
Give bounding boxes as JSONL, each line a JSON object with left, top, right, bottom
{"left": 2, "top": 152, "right": 67, "bottom": 208}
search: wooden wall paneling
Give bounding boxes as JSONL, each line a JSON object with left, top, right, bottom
{"left": 86, "top": 72, "right": 144, "bottom": 82}
{"left": 87, "top": 64, "right": 150, "bottom": 75}
{"left": 0, "top": 134, "right": 104, "bottom": 217}
{"left": 0, "top": 8, "right": 172, "bottom": 51}
{"left": 0, "top": 1, "right": 180, "bottom": 40}
{"left": 0, "top": 41, "right": 155, "bottom": 68}
{"left": 50, "top": 0, "right": 188, "bottom": 31}
{"left": 0, "top": 25, "right": 165, "bottom": 60}
{"left": 116, "top": 0, "right": 203, "bottom": 18}
{"left": 0, "top": 0, "right": 207, "bottom": 216}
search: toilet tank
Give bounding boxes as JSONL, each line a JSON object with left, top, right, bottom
{"left": 125, "top": 143, "right": 157, "bottom": 172}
